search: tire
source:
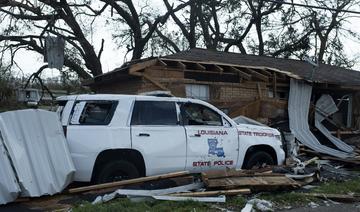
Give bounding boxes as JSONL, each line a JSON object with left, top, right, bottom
{"left": 95, "top": 160, "right": 140, "bottom": 184}
{"left": 244, "top": 151, "right": 275, "bottom": 169}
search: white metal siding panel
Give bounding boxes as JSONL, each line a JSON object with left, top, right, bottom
{"left": 0, "top": 133, "right": 20, "bottom": 205}
{"left": 0, "top": 109, "right": 75, "bottom": 197}
{"left": 315, "top": 94, "right": 354, "bottom": 153}
{"left": 288, "top": 79, "right": 353, "bottom": 158}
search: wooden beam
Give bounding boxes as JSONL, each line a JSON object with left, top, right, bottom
{"left": 258, "top": 68, "right": 272, "bottom": 76}
{"left": 257, "top": 83, "right": 263, "bottom": 99}
{"left": 130, "top": 71, "right": 169, "bottom": 91}
{"left": 175, "top": 61, "right": 186, "bottom": 69}
{"left": 161, "top": 58, "right": 302, "bottom": 80}
{"left": 212, "top": 64, "right": 224, "bottom": 72}
{"left": 273, "top": 72, "right": 277, "bottom": 98}
{"left": 129, "top": 59, "right": 158, "bottom": 74}
{"left": 183, "top": 69, "right": 237, "bottom": 76}
{"left": 143, "top": 74, "right": 169, "bottom": 91}
{"left": 68, "top": 171, "right": 190, "bottom": 194}
{"left": 157, "top": 58, "right": 168, "bottom": 66}
{"left": 246, "top": 68, "right": 269, "bottom": 82}
{"left": 229, "top": 66, "right": 251, "bottom": 80}
{"left": 194, "top": 63, "right": 206, "bottom": 70}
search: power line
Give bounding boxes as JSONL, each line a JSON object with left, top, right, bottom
{"left": 264, "top": 0, "right": 360, "bottom": 15}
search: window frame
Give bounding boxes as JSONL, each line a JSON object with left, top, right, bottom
{"left": 130, "top": 100, "right": 179, "bottom": 126}
{"left": 69, "top": 100, "right": 118, "bottom": 126}
{"left": 179, "top": 102, "right": 224, "bottom": 126}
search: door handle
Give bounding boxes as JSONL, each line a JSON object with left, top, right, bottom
{"left": 190, "top": 134, "right": 201, "bottom": 137}
{"left": 138, "top": 133, "right": 150, "bottom": 137}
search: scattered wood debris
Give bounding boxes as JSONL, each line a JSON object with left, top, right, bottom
{"left": 202, "top": 169, "right": 300, "bottom": 191}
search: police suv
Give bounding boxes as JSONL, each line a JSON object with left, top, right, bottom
{"left": 57, "top": 94, "right": 285, "bottom": 183}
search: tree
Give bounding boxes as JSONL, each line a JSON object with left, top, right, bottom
{"left": 104, "top": 0, "right": 192, "bottom": 60}
{"left": 0, "top": 0, "right": 109, "bottom": 78}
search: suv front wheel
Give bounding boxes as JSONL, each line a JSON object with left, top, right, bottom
{"left": 244, "top": 151, "right": 275, "bottom": 169}
{"left": 95, "top": 160, "right": 140, "bottom": 184}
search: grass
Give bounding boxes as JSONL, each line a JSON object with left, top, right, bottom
{"left": 313, "top": 177, "right": 360, "bottom": 194}
{"left": 225, "top": 195, "right": 247, "bottom": 210}
{"left": 258, "top": 191, "right": 317, "bottom": 208}
{"left": 72, "top": 178, "right": 360, "bottom": 211}
{"left": 257, "top": 177, "right": 360, "bottom": 208}
{"left": 73, "top": 198, "right": 213, "bottom": 212}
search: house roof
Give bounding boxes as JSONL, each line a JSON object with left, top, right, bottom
{"left": 165, "top": 48, "right": 360, "bottom": 86}
{"left": 86, "top": 48, "right": 360, "bottom": 87}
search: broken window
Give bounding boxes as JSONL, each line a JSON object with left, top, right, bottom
{"left": 131, "top": 101, "right": 178, "bottom": 125}
{"left": 70, "top": 101, "right": 117, "bottom": 125}
{"left": 181, "top": 103, "right": 222, "bottom": 126}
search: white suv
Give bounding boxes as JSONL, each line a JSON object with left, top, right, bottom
{"left": 57, "top": 94, "right": 285, "bottom": 183}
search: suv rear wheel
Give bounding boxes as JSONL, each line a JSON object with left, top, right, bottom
{"left": 244, "top": 151, "right": 275, "bottom": 169}
{"left": 95, "top": 160, "right": 140, "bottom": 184}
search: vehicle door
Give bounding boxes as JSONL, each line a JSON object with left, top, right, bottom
{"left": 130, "top": 100, "right": 187, "bottom": 176}
{"left": 66, "top": 100, "right": 122, "bottom": 181}
{"left": 181, "top": 102, "right": 239, "bottom": 172}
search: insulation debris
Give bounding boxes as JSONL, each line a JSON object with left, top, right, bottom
{"left": 0, "top": 109, "right": 75, "bottom": 204}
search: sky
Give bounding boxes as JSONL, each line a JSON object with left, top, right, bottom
{"left": 6, "top": 0, "right": 360, "bottom": 78}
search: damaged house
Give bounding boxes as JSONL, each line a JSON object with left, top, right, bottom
{"left": 85, "top": 48, "right": 360, "bottom": 157}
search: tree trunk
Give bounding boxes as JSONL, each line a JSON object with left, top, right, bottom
{"left": 318, "top": 37, "right": 327, "bottom": 63}
{"left": 255, "top": 20, "right": 264, "bottom": 55}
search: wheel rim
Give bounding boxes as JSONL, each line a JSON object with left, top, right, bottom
{"left": 108, "top": 170, "right": 130, "bottom": 182}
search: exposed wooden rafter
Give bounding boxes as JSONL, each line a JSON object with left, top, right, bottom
{"left": 157, "top": 58, "right": 168, "bottom": 67}
{"left": 245, "top": 68, "right": 269, "bottom": 82}
{"left": 175, "top": 61, "right": 186, "bottom": 69}
{"left": 212, "top": 64, "right": 224, "bottom": 73}
{"left": 258, "top": 68, "right": 272, "bottom": 76}
{"left": 129, "top": 58, "right": 158, "bottom": 74}
{"left": 194, "top": 63, "right": 206, "bottom": 70}
{"left": 228, "top": 66, "right": 251, "bottom": 81}
{"left": 160, "top": 58, "right": 302, "bottom": 80}
{"left": 273, "top": 72, "right": 277, "bottom": 97}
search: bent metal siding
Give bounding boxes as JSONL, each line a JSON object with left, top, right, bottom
{"left": 288, "top": 79, "right": 354, "bottom": 159}
{"left": 0, "top": 110, "right": 75, "bottom": 204}
{"left": 0, "top": 134, "right": 20, "bottom": 204}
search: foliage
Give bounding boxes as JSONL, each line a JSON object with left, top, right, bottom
{"left": 0, "top": 0, "right": 359, "bottom": 79}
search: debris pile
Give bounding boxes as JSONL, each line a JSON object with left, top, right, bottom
{"left": 66, "top": 168, "right": 303, "bottom": 205}
{"left": 68, "top": 152, "right": 360, "bottom": 209}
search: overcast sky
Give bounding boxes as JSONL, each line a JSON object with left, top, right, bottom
{"left": 7, "top": 0, "right": 360, "bottom": 78}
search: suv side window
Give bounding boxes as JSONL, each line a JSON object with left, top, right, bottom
{"left": 181, "top": 103, "right": 222, "bottom": 126}
{"left": 70, "top": 101, "right": 118, "bottom": 125}
{"left": 131, "top": 101, "right": 178, "bottom": 125}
